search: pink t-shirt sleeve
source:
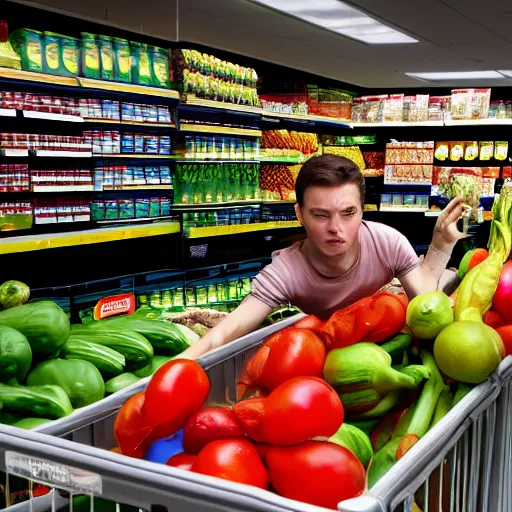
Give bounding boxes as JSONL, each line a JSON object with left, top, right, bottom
{"left": 389, "top": 227, "right": 421, "bottom": 278}
{"left": 250, "top": 250, "right": 292, "bottom": 309}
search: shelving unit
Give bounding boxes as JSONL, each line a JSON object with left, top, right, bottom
{"left": 0, "top": 221, "right": 180, "bottom": 255}
{"left": 185, "top": 220, "right": 302, "bottom": 239}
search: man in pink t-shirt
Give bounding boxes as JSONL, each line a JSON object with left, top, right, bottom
{"left": 183, "top": 154, "right": 466, "bottom": 358}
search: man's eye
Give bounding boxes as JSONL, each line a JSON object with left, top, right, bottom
{"left": 343, "top": 211, "right": 355, "bottom": 217}
{"left": 314, "top": 213, "right": 327, "bottom": 218}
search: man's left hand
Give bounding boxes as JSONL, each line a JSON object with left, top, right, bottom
{"left": 432, "top": 196, "right": 468, "bottom": 254}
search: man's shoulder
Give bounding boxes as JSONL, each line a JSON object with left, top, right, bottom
{"left": 270, "top": 242, "right": 304, "bottom": 263}
{"left": 362, "top": 220, "right": 403, "bottom": 243}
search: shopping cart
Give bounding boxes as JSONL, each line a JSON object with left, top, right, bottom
{"left": 1, "top": 321, "right": 511, "bottom": 512}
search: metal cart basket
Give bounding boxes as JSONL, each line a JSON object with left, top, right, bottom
{"left": 1, "top": 320, "right": 512, "bottom": 512}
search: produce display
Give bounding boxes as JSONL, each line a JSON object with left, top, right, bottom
{"left": 171, "top": 49, "right": 259, "bottom": 107}
{"left": 93, "top": 189, "right": 512, "bottom": 510}
{"left": 0, "top": 282, "right": 201, "bottom": 426}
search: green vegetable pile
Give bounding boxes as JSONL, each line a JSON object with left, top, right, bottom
{"left": 0, "top": 281, "right": 200, "bottom": 429}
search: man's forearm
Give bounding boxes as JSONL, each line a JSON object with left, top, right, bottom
{"left": 419, "top": 243, "right": 454, "bottom": 291}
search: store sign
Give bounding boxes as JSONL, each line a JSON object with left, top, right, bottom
{"left": 93, "top": 293, "right": 135, "bottom": 320}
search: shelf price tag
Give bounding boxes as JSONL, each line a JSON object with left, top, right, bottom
{"left": 5, "top": 451, "right": 102, "bottom": 494}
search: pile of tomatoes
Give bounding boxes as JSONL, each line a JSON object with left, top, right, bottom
{"left": 113, "top": 325, "right": 367, "bottom": 509}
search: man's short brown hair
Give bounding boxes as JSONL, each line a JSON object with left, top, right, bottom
{"left": 295, "top": 154, "right": 365, "bottom": 208}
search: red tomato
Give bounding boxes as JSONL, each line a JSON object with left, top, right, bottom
{"left": 233, "top": 397, "right": 266, "bottom": 442}
{"left": 192, "top": 439, "right": 268, "bottom": 490}
{"left": 143, "top": 360, "right": 210, "bottom": 445}
{"left": 237, "top": 328, "right": 326, "bottom": 398}
{"left": 183, "top": 406, "right": 243, "bottom": 454}
{"left": 166, "top": 452, "right": 197, "bottom": 471}
{"left": 364, "top": 292, "right": 407, "bottom": 343}
{"left": 496, "top": 325, "right": 512, "bottom": 356}
{"left": 254, "top": 443, "right": 271, "bottom": 461}
{"left": 266, "top": 441, "right": 365, "bottom": 509}
{"left": 114, "top": 392, "right": 152, "bottom": 458}
{"left": 484, "top": 309, "right": 507, "bottom": 329}
{"left": 262, "top": 377, "right": 343, "bottom": 445}
{"left": 294, "top": 315, "right": 327, "bottom": 341}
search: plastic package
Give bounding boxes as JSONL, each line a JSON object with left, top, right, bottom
{"left": 81, "top": 33, "right": 100, "bottom": 79}
{"left": 98, "top": 35, "right": 114, "bottom": 80}
{"left": 113, "top": 38, "right": 131, "bottom": 83}
{"left": 9, "top": 28, "right": 43, "bottom": 72}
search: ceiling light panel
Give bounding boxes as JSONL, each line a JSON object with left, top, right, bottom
{"left": 249, "top": 0, "right": 419, "bottom": 44}
{"left": 405, "top": 71, "right": 505, "bottom": 80}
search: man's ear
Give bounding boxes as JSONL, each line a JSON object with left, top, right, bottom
{"left": 294, "top": 203, "right": 303, "bottom": 225}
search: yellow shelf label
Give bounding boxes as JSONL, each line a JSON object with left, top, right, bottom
{"left": 186, "top": 221, "right": 301, "bottom": 239}
{"left": 0, "top": 221, "right": 180, "bottom": 255}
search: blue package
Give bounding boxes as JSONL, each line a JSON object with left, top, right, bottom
{"left": 144, "top": 429, "right": 184, "bottom": 464}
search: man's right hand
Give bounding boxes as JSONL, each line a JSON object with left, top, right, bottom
{"left": 178, "top": 296, "right": 273, "bottom": 360}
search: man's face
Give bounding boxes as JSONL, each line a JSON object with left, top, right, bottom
{"left": 295, "top": 183, "right": 363, "bottom": 258}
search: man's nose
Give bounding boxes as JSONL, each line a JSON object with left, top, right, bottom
{"left": 327, "top": 218, "right": 341, "bottom": 233}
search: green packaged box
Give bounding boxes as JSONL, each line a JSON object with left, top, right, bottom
{"left": 81, "top": 33, "right": 100, "bottom": 79}
{"left": 98, "top": 35, "right": 114, "bottom": 80}
{"left": 113, "top": 37, "right": 131, "bottom": 83}
{"left": 9, "top": 28, "right": 43, "bottom": 72}
{"left": 149, "top": 46, "right": 170, "bottom": 88}
{"left": 130, "top": 42, "right": 152, "bottom": 85}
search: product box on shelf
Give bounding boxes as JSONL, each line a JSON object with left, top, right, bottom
{"left": 171, "top": 48, "right": 259, "bottom": 107}
{"left": 384, "top": 141, "right": 434, "bottom": 185}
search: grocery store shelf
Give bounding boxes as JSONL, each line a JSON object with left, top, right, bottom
{"left": 0, "top": 68, "right": 79, "bottom": 87}
{"left": 1, "top": 149, "right": 29, "bottom": 157}
{"left": 97, "top": 215, "right": 174, "bottom": 224}
{"left": 23, "top": 111, "right": 84, "bottom": 122}
{"left": 96, "top": 154, "right": 172, "bottom": 159}
{"left": 0, "top": 221, "right": 181, "bottom": 254}
{"left": 184, "top": 97, "right": 263, "bottom": 114}
{"left": 174, "top": 199, "right": 294, "bottom": 210}
{"left": 260, "top": 157, "right": 305, "bottom": 164}
{"left": 379, "top": 207, "right": 429, "bottom": 213}
{"left": 0, "top": 108, "right": 17, "bottom": 117}
{"left": 444, "top": 118, "right": 512, "bottom": 126}
{"left": 185, "top": 221, "right": 302, "bottom": 238}
{"left": 384, "top": 182, "right": 432, "bottom": 187}
{"left": 262, "top": 111, "right": 352, "bottom": 128}
{"left": 84, "top": 119, "right": 176, "bottom": 128}
{"left": 179, "top": 123, "right": 262, "bottom": 137}
{"left": 0, "top": 69, "right": 181, "bottom": 100}
{"left": 78, "top": 78, "right": 180, "bottom": 99}
{"left": 352, "top": 121, "right": 444, "bottom": 128}
{"left": 32, "top": 185, "right": 94, "bottom": 192}
{"left": 171, "top": 158, "right": 259, "bottom": 163}
{"left": 36, "top": 150, "right": 93, "bottom": 158}
{"left": 103, "top": 185, "right": 173, "bottom": 191}
{"left": 173, "top": 200, "right": 260, "bottom": 209}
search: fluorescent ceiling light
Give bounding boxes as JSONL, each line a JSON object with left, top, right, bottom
{"left": 406, "top": 71, "right": 505, "bottom": 80}
{"left": 249, "top": 0, "right": 419, "bottom": 44}
{"left": 498, "top": 70, "right": 512, "bottom": 78}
